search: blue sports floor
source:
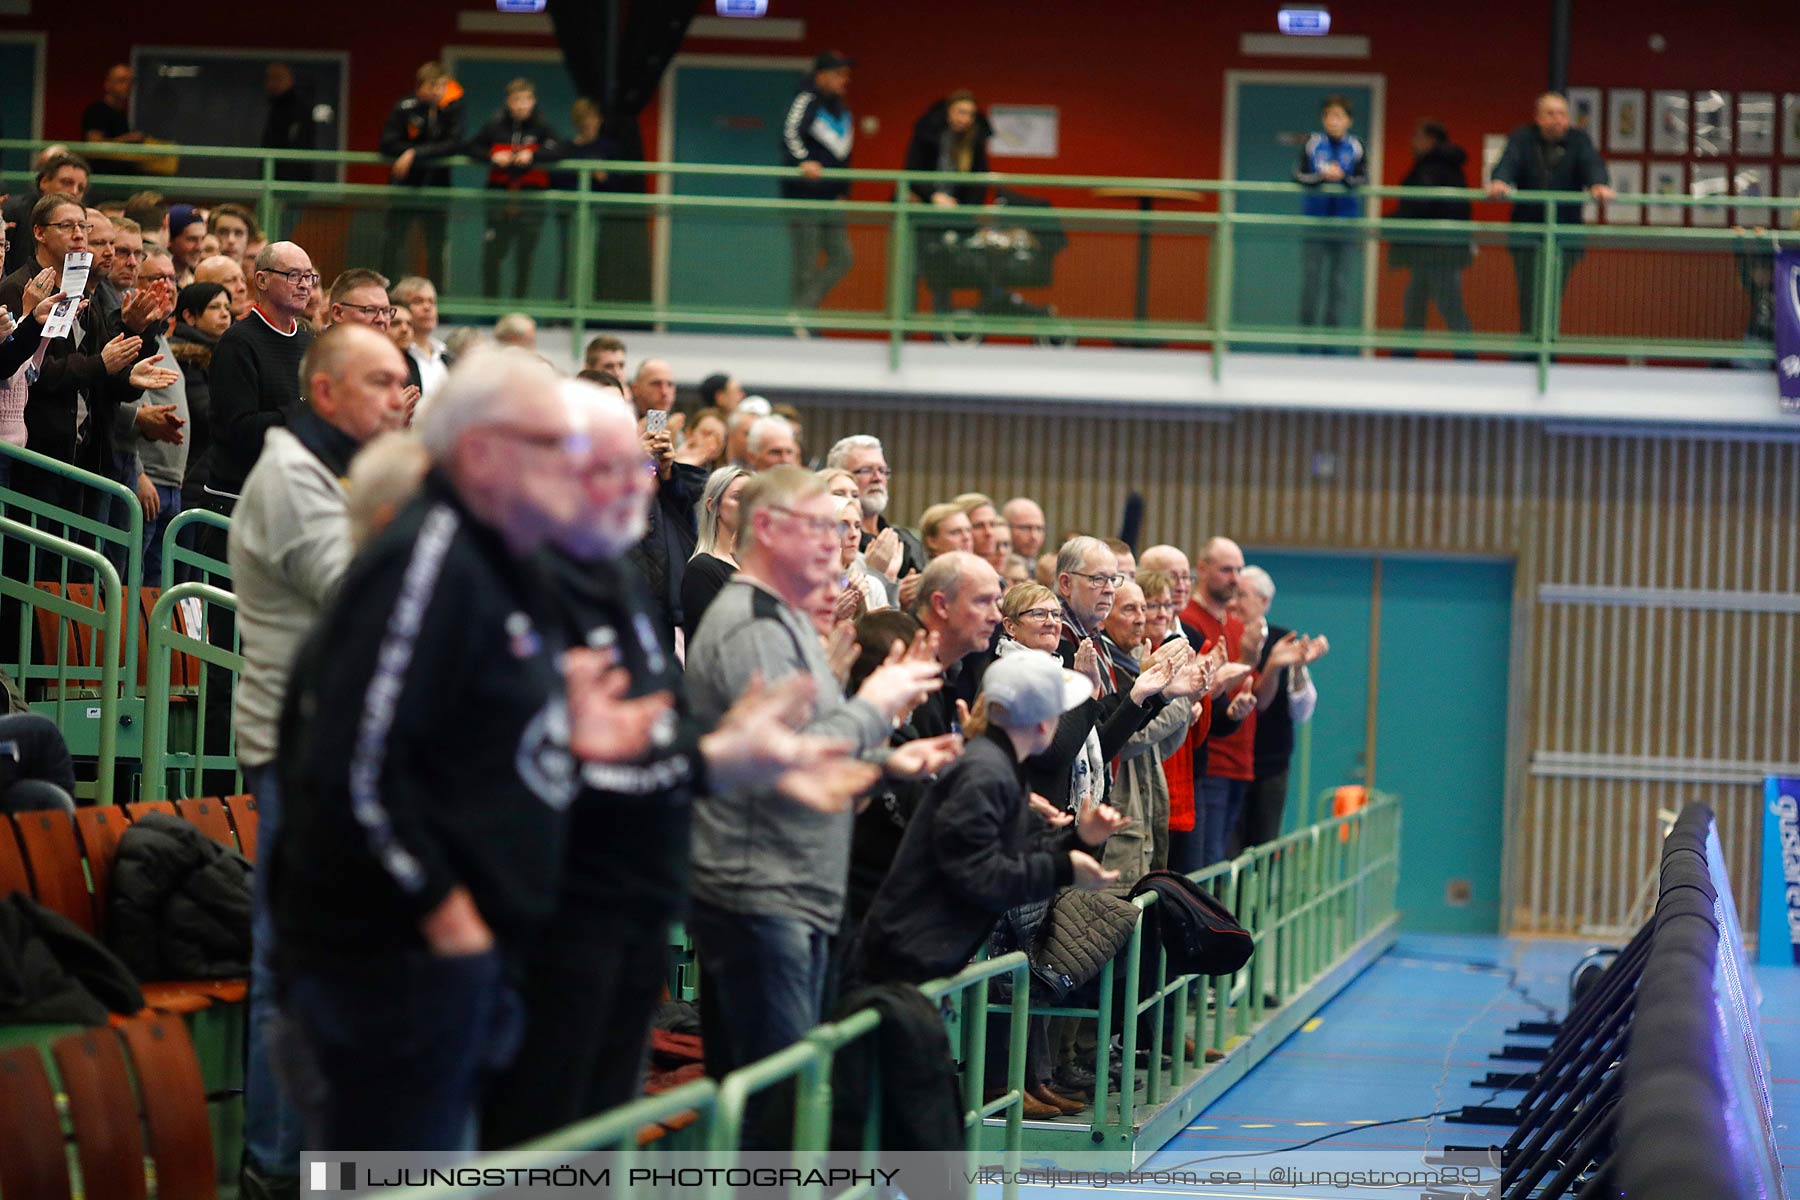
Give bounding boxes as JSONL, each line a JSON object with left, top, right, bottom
{"left": 1042, "top": 933, "right": 1799, "bottom": 1198}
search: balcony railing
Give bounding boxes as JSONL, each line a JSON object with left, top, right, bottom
{"left": 5, "top": 139, "right": 1792, "bottom": 390}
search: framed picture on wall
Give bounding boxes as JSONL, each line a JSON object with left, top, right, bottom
{"left": 1568, "top": 87, "right": 1601, "bottom": 138}
{"left": 1689, "top": 163, "right": 1728, "bottom": 227}
{"left": 1780, "top": 165, "right": 1800, "bottom": 206}
{"left": 1646, "top": 161, "right": 1685, "bottom": 225}
{"left": 1733, "top": 165, "right": 1771, "bottom": 227}
{"left": 1605, "top": 162, "right": 1642, "bottom": 224}
{"left": 1784, "top": 94, "right": 1800, "bottom": 158}
{"left": 1738, "top": 92, "right": 1775, "bottom": 156}
{"left": 1607, "top": 88, "right": 1645, "bottom": 152}
{"left": 1692, "top": 90, "right": 1732, "bottom": 157}
{"left": 1651, "top": 90, "right": 1689, "bottom": 155}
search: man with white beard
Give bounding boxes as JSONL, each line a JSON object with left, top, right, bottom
{"left": 481, "top": 378, "right": 878, "bottom": 1147}
{"left": 827, "top": 433, "right": 926, "bottom": 581}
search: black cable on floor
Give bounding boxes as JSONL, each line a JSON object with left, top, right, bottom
{"left": 1384, "top": 950, "right": 1562, "bottom": 1021}
{"left": 1160, "top": 951, "right": 1568, "bottom": 1167}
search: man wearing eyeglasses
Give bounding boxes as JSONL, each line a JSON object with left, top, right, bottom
{"left": 826, "top": 434, "right": 927, "bottom": 581}
{"left": 118, "top": 249, "right": 192, "bottom": 584}
{"left": 686, "top": 465, "right": 947, "bottom": 1092}
{"left": 0, "top": 192, "right": 169, "bottom": 520}
{"left": 272, "top": 346, "right": 673, "bottom": 1153}
{"left": 325, "top": 267, "right": 396, "bottom": 333}
{"left": 202, "top": 240, "right": 317, "bottom": 527}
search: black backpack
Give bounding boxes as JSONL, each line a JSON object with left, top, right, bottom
{"left": 1128, "top": 870, "right": 1255, "bottom": 977}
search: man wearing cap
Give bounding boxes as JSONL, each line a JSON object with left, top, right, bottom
{"left": 780, "top": 51, "right": 856, "bottom": 324}
{"left": 855, "top": 648, "right": 1125, "bottom": 986}
{"left": 167, "top": 205, "right": 208, "bottom": 283}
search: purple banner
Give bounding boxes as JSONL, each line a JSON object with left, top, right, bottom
{"left": 1779, "top": 247, "right": 1800, "bottom": 414}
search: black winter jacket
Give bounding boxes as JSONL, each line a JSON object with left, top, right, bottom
{"left": 902, "top": 100, "right": 992, "bottom": 205}
{"left": 1391, "top": 142, "right": 1474, "bottom": 271}
{"left": 0, "top": 893, "right": 143, "bottom": 1023}
{"left": 829, "top": 983, "right": 964, "bottom": 1155}
{"left": 468, "top": 108, "right": 563, "bottom": 191}
{"left": 857, "top": 727, "right": 1093, "bottom": 984}
{"left": 379, "top": 94, "right": 467, "bottom": 189}
{"left": 1490, "top": 124, "right": 1608, "bottom": 228}
{"left": 626, "top": 461, "right": 707, "bottom": 647}
{"left": 168, "top": 322, "right": 216, "bottom": 490}
{"left": 0, "top": 262, "right": 154, "bottom": 473}
{"left": 106, "top": 812, "right": 252, "bottom": 980}
{"left": 539, "top": 550, "right": 707, "bottom": 929}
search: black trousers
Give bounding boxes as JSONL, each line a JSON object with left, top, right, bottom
{"left": 1238, "top": 768, "right": 1290, "bottom": 851}
{"left": 1509, "top": 245, "right": 1581, "bottom": 337}
{"left": 481, "top": 199, "right": 546, "bottom": 298}
{"left": 479, "top": 918, "right": 670, "bottom": 1150}
{"left": 383, "top": 202, "right": 451, "bottom": 288}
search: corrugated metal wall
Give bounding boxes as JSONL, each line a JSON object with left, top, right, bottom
{"left": 782, "top": 395, "right": 1800, "bottom": 935}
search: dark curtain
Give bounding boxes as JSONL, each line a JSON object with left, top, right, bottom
{"left": 548, "top": 0, "right": 696, "bottom": 149}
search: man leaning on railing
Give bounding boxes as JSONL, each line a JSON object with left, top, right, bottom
{"left": 1486, "top": 91, "right": 1614, "bottom": 339}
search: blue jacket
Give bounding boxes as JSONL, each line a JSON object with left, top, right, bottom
{"left": 1295, "top": 132, "right": 1367, "bottom": 218}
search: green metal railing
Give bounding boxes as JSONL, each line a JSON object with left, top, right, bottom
{"left": 0, "top": 516, "right": 122, "bottom": 800}
{"left": 382, "top": 797, "right": 1397, "bottom": 1198}
{"left": 0, "top": 441, "right": 144, "bottom": 698}
{"left": 6, "top": 138, "right": 1788, "bottom": 386}
{"left": 140, "top": 582, "right": 241, "bottom": 801}
{"left": 384, "top": 951, "right": 1031, "bottom": 1200}
{"left": 160, "top": 508, "right": 233, "bottom": 590}
{"left": 984, "top": 792, "right": 1401, "bottom": 1159}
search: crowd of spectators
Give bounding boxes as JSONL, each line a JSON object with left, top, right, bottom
{"left": 0, "top": 50, "right": 1393, "bottom": 1192}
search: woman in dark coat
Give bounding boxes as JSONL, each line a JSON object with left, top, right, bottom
{"left": 1391, "top": 120, "right": 1474, "bottom": 353}
{"left": 904, "top": 90, "right": 994, "bottom": 312}
{"left": 169, "top": 281, "right": 228, "bottom": 528}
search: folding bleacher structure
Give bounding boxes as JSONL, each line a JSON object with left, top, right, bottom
{"left": 0, "top": 1012, "right": 218, "bottom": 1200}
{"left": 1, "top": 796, "right": 258, "bottom": 1016}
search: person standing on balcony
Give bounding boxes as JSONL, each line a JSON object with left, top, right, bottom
{"left": 780, "top": 51, "right": 855, "bottom": 330}
{"left": 1487, "top": 92, "right": 1613, "bottom": 339}
{"left": 80, "top": 64, "right": 147, "bottom": 180}
{"left": 1294, "top": 95, "right": 1367, "bottom": 348}
{"left": 1392, "top": 120, "right": 1475, "bottom": 356}
{"left": 469, "top": 78, "right": 562, "bottom": 301}
{"left": 903, "top": 90, "right": 992, "bottom": 314}
{"left": 380, "top": 62, "right": 465, "bottom": 286}
{"left": 261, "top": 63, "right": 318, "bottom": 184}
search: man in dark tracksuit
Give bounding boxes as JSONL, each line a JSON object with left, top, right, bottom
{"left": 780, "top": 51, "right": 856, "bottom": 315}
{"left": 379, "top": 62, "right": 466, "bottom": 285}
{"left": 1488, "top": 92, "right": 1612, "bottom": 337}
{"left": 480, "top": 551, "right": 703, "bottom": 1148}
{"left": 270, "top": 349, "right": 666, "bottom": 1151}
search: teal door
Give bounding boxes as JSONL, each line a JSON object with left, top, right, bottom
{"left": 445, "top": 56, "right": 580, "bottom": 303}
{"left": 1241, "top": 550, "right": 1512, "bottom": 932}
{"left": 1228, "top": 76, "right": 1376, "bottom": 346}
{"left": 667, "top": 62, "right": 808, "bottom": 327}
{"left": 1374, "top": 559, "right": 1513, "bottom": 933}
{"left": 0, "top": 38, "right": 41, "bottom": 175}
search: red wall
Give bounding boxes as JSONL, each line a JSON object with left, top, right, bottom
{"left": 8, "top": 0, "right": 1798, "bottom": 185}
{"left": 8, "top": 0, "right": 1789, "bottom": 340}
